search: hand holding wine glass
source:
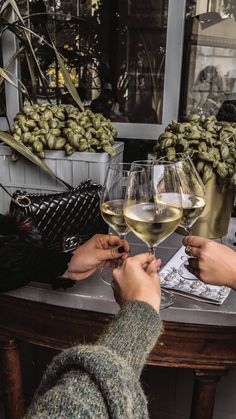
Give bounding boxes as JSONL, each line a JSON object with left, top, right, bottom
{"left": 112, "top": 253, "right": 161, "bottom": 312}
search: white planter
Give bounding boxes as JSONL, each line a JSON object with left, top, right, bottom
{"left": 0, "top": 141, "right": 124, "bottom": 213}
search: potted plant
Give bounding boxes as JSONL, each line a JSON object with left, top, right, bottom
{"left": 0, "top": 0, "right": 124, "bottom": 213}
{"left": 153, "top": 114, "right": 236, "bottom": 238}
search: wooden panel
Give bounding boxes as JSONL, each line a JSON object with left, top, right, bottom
{"left": 1, "top": 295, "right": 236, "bottom": 370}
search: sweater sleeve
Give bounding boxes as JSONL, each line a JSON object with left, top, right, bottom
{"left": 25, "top": 301, "right": 162, "bottom": 419}
{"left": 98, "top": 300, "right": 162, "bottom": 375}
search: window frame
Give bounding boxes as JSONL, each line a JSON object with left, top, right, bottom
{"left": 0, "top": 14, "right": 20, "bottom": 131}
{"left": 0, "top": 0, "right": 187, "bottom": 140}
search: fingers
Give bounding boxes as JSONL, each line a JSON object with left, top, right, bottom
{"left": 93, "top": 234, "right": 129, "bottom": 251}
{"left": 145, "top": 258, "right": 161, "bottom": 275}
{"left": 183, "top": 236, "right": 209, "bottom": 259}
{"left": 185, "top": 245, "right": 201, "bottom": 258}
{"left": 93, "top": 234, "right": 129, "bottom": 262}
{"left": 107, "top": 235, "right": 129, "bottom": 252}
{"left": 107, "top": 245, "right": 128, "bottom": 260}
{"left": 129, "top": 253, "right": 156, "bottom": 266}
{"left": 183, "top": 235, "right": 209, "bottom": 248}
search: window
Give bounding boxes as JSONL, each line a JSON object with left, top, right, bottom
{"left": 1, "top": 0, "right": 186, "bottom": 139}
{"left": 180, "top": 0, "right": 236, "bottom": 121}
{"left": 0, "top": 42, "right": 6, "bottom": 117}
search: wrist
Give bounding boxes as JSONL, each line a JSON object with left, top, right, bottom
{"left": 131, "top": 292, "right": 160, "bottom": 312}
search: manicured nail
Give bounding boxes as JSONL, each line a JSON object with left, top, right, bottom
{"left": 117, "top": 246, "right": 125, "bottom": 254}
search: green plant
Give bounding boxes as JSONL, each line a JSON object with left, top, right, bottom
{"left": 153, "top": 114, "right": 236, "bottom": 189}
{"left": 0, "top": 0, "right": 119, "bottom": 164}
{"left": 11, "top": 103, "right": 117, "bottom": 157}
{"left": 0, "top": 0, "right": 84, "bottom": 109}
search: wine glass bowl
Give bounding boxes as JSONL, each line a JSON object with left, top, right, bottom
{"left": 100, "top": 162, "right": 131, "bottom": 239}
{"left": 124, "top": 160, "right": 183, "bottom": 251}
{"left": 175, "top": 154, "right": 206, "bottom": 234}
{"left": 100, "top": 162, "right": 131, "bottom": 284}
{"left": 173, "top": 154, "right": 206, "bottom": 279}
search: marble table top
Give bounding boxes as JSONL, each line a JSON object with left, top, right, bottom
{"left": 5, "top": 222, "right": 236, "bottom": 327}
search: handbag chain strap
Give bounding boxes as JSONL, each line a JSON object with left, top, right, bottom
{"left": 50, "top": 175, "right": 73, "bottom": 191}
{"left": 0, "top": 148, "right": 75, "bottom": 206}
{"left": 0, "top": 172, "right": 74, "bottom": 208}
{"left": 0, "top": 183, "right": 30, "bottom": 206}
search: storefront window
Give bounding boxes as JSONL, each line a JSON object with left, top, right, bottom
{"left": 17, "top": 0, "right": 168, "bottom": 125}
{"left": 180, "top": 0, "right": 236, "bottom": 121}
{"left": 0, "top": 42, "right": 6, "bottom": 117}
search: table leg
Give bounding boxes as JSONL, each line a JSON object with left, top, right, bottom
{"left": 190, "top": 369, "right": 226, "bottom": 419}
{"left": 0, "top": 338, "right": 25, "bottom": 419}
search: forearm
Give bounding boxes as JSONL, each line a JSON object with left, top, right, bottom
{"left": 99, "top": 300, "right": 163, "bottom": 375}
{"left": 26, "top": 301, "right": 161, "bottom": 419}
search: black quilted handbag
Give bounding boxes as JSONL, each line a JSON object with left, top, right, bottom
{"left": 1, "top": 180, "right": 107, "bottom": 252}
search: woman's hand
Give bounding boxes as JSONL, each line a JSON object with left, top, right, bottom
{"left": 183, "top": 236, "right": 236, "bottom": 289}
{"left": 112, "top": 253, "right": 161, "bottom": 312}
{"left": 63, "top": 234, "right": 129, "bottom": 281}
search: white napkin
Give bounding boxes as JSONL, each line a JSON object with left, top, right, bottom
{"left": 160, "top": 245, "right": 231, "bottom": 305}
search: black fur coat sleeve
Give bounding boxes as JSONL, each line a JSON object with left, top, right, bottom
{"left": 0, "top": 213, "right": 73, "bottom": 292}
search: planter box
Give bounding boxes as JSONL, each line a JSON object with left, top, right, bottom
{"left": 0, "top": 141, "right": 124, "bottom": 213}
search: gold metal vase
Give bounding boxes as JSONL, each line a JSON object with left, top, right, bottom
{"left": 191, "top": 174, "right": 234, "bottom": 239}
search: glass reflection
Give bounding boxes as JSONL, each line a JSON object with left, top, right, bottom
{"left": 181, "top": 0, "right": 236, "bottom": 121}
{"left": 0, "top": 42, "right": 6, "bottom": 116}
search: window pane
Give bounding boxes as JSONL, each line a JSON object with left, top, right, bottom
{"left": 181, "top": 0, "right": 236, "bottom": 120}
{"left": 0, "top": 41, "right": 6, "bottom": 117}
{"left": 19, "top": 0, "right": 168, "bottom": 124}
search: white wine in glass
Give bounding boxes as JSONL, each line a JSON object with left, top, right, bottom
{"left": 100, "top": 199, "right": 130, "bottom": 239}
{"left": 100, "top": 162, "right": 131, "bottom": 284}
{"left": 180, "top": 194, "right": 206, "bottom": 232}
{"left": 174, "top": 154, "right": 206, "bottom": 279}
{"left": 124, "top": 202, "right": 182, "bottom": 250}
{"left": 124, "top": 160, "right": 183, "bottom": 309}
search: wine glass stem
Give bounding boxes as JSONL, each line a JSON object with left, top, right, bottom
{"left": 117, "top": 233, "right": 127, "bottom": 267}
{"left": 182, "top": 226, "right": 191, "bottom": 236}
{"left": 148, "top": 246, "right": 155, "bottom": 256}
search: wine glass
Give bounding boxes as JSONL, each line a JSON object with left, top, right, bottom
{"left": 100, "top": 162, "right": 131, "bottom": 284}
{"left": 174, "top": 154, "right": 206, "bottom": 279}
{"left": 124, "top": 160, "right": 183, "bottom": 309}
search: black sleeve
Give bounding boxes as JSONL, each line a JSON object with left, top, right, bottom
{"left": 0, "top": 242, "right": 73, "bottom": 293}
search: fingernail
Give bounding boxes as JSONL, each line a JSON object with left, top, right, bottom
{"left": 117, "top": 246, "right": 125, "bottom": 254}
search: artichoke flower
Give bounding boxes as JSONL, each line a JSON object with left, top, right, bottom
{"left": 11, "top": 103, "right": 117, "bottom": 159}
{"left": 153, "top": 114, "right": 236, "bottom": 191}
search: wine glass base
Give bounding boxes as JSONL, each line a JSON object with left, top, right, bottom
{"left": 99, "top": 267, "right": 113, "bottom": 286}
{"left": 160, "top": 289, "right": 175, "bottom": 309}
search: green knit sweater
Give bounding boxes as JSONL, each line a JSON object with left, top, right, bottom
{"left": 25, "top": 301, "right": 162, "bottom": 419}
